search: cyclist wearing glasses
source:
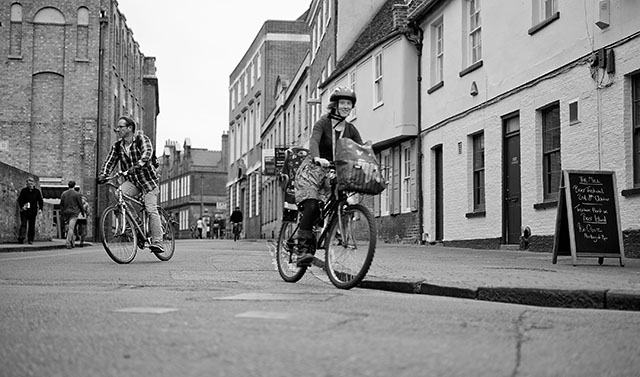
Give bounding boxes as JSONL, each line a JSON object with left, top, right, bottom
{"left": 294, "top": 87, "right": 362, "bottom": 266}
{"left": 97, "top": 116, "right": 164, "bottom": 253}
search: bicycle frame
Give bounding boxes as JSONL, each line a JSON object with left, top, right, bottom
{"left": 106, "top": 180, "right": 149, "bottom": 245}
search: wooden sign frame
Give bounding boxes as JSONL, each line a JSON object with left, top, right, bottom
{"left": 552, "top": 170, "right": 626, "bottom": 266}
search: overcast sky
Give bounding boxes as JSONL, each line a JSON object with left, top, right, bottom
{"left": 117, "top": 0, "right": 310, "bottom": 153}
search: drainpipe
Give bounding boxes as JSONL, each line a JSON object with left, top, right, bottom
{"left": 95, "top": 11, "right": 108, "bottom": 240}
{"left": 405, "top": 22, "right": 425, "bottom": 244}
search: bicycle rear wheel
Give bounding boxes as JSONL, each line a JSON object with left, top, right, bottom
{"left": 325, "top": 203, "right": 376, "bottom": 289}
{"left": 276, "top": 220, "right": 307, "bottom": 282}
{"left": 101, "top": 206, "right": 137, "bottom": 264}
{"left": 153, "top": 207, "right": 175, "bottom": 261}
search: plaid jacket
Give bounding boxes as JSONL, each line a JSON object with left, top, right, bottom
{"left": 100, "top": 133, "right": 159, "bottom": 193}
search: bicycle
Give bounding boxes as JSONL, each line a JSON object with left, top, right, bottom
{"left": 99, "top": 171, "right": 176, "bottom": 264}
{"left": 232, "top": 222, "right": 242, "bottom": 241}
{"left": 275, "top": 164, "right": 377, "bottom": 290}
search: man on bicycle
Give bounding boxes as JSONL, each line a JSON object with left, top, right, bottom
{"left": 97, "top": 116, "right": 164, "bottom": 253}
{"left": 230, "top": 207, "right": 243, "bottom": 240}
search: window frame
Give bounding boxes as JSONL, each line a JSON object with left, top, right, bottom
{"left": 380, "top": 150, "right": 391, "bottom": 216}
{"left": 468, "top": 0, "right": 482, "bottom": 65}
{"left": 433, "top": 18, "right": 444, "bottom": 86}
{"left": 472, "top": 132, "right": 485, "bottom": 212}
{"left": 374, "top": 52, "right": 384, "bottom": 107}
{"left": 541, "top": 102, "right": 561, "bottom": 200}
{"left": 402, "top": 144, "right": 412, "bottom": 212}
{"left": 633, "top": 74, "right": 640, "bottom": 186}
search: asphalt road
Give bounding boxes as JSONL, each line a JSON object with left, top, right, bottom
{"left": 1, "top": 240, "right": 639, "bottom": 377}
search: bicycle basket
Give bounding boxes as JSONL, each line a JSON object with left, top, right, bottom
{"left": 334, "top": 138, "right": 387, "bottom": 195}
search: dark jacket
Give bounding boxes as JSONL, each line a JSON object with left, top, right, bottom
{"left": 60, "top": 189, "right": 85, "bottom": 220}
{"left": 18, "top": 187, "right": 43, "bottom": 217}
{"left": 309, "top": 115, "right": 362, "bottom": 161}
{"left": 230, "top": 210, "right": 243, "bottom": 223}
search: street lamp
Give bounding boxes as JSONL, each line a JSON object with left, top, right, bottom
{"left": 200, "top": 174, "right": 204, "bottom": 219}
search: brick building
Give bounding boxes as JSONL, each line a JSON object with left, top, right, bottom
{"left": 159, "top": 134, "right": 228, "bottom": 239}
{"left": 0, "top": 1, "right": 159, "bottom": 240}
{"left": 227, "top": 16, "right": 310, "bottom": 239}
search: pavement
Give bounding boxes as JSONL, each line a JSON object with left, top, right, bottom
{"left": 2, "top": 239, "right": 639, "bottom": 311}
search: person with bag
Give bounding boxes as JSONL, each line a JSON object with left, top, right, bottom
{"left": 293, "top": 87, "right": 362, "bottom": 266}
{"left": 17, "top": 177, "right": 44, "bottom": 244}
{"left": 73, "top": 186, "right": 90, "bottom": 247}
{"left": 60, "top": 181, "right": 85, "bottom": 249}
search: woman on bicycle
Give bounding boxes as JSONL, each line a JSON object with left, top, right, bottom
{"left": 294, "top": 87, "right": 362, "bottom": 266}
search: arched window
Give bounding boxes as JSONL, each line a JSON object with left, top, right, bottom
{"left": 33, "top": 7, "right": 65, "bottom": 24}
{"left": 10, "top": 3, "right": 23, "bottom": 57}
{"left": 77, "top": 7, "right": 89, "bottom": 60}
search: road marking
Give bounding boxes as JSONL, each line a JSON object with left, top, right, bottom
{"left": 235, "top": 311, "right": 293, "bottom": 320}
{"left": 213, "top": 292, "right": 339, "bottom": 301}
{"left": 114, "top": 307, "right": 178, "bottom": 314}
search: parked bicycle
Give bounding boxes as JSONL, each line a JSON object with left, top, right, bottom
{"left": 276, "top": 164, "right": 376, "bottom": 290}
{"left": 98, "top": 171, "right": 176, "bottom": 264}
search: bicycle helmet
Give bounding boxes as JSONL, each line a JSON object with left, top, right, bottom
{"left": 329, "top": 87, "right": 357, "bottom": 106}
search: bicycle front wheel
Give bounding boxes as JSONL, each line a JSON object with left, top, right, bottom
{"left": 101, "top": 206, "right": 137, "bottom": 264}
{"left": 325, "top": 203, "right": 376, "bottom": 289}
{"left": 276, "top": 220, "right": 307, "bottom": 282}
{"left": 154, "top": 207, "right": 175, "bottom": 262}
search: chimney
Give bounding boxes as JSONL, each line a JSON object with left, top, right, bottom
{"left": 221, "top": 131, "right": 229, "bottom": 172}
{"left": 393, "top": 2, "right": 409, "bottom": 30}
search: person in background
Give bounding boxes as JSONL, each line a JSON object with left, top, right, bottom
{"left": 212, "top": 215, "right": 221, "bottom": 239}
{"left": 73, "top": 186, "right": 90, "bottom": 247}
{"left": 60, "top": 181, "right": 85, "bottom": 249}
{"left": 230, "top": 207, "right": 243, "bottom": 241}
{"left": 196, "top": 218, "right": 204, "bottom": 239}
{"left": 17, "top": 177, "right": 43, "bottom": 244}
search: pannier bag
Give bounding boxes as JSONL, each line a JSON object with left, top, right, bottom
{"left": 281, "top": 147, "right": 309, "bottom": 221}
{"left": 334, "top": 138, "right": 387, "bottom": 195}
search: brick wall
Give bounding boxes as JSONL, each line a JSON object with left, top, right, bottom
{"left": 0, "top": 162, "right": 54, "bottom": 243}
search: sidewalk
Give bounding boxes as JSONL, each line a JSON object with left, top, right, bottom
{"left": 0, "top": 239, "right": 91, "bottom": 252}
{"left": 360, "top": 243, "right": 640, "bottom": 311}
{"left": 3, "top": 239, "right": 639, "bottom": 311}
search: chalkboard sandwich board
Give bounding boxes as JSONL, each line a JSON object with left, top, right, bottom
{"left": 552, "top": 170, "right": 626, "bottom": 266}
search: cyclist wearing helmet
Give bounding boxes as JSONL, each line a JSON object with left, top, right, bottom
{"left": 293, "top": 87, "right": 363, "bottom": 266}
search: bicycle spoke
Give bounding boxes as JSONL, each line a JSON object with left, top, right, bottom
{"left": 325, "top": 204, "right": 376, "bottom": 289}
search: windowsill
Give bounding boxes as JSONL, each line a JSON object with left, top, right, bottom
{"left": 427, "top": 81, "right": 444, "bottom": 94}
{"left": 465, "top": 210, "right": 486, "bottom": 218}
{"left": 248, "top": 98, "right": 254, "bottom": 105}
{"left": 8, "top": 55, "right": 22, "bottom": 60}
{"left": 569, "top": 120, "right": 581, "bottom": 126}
{"left": 528, "top": 12, "right": 560, "bottom": 35}
{"left": 459, "top": 60, "right": 483, "bottom": 77}
{"left": 373, "top": 102, "right": 384, "bottom": 111}
{"left": 533, "top": 200, "right": 558, "bottom": 210}
{"left": 621, "top": 187, "right": 640, "bottom": 197}
{"left": 75, "top": 58, "right": 89, "bottom": 63}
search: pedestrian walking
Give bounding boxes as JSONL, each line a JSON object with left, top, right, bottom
{"left": 17, "top": 177, "right": 43, "bottom": 244}
{"left": 196, "top": 218, "right": 204, "bottom": 239}
{"left": 60, "top": 181, "right": 85, "bottom": 249}
{"left": 74, "top": 186, "right": 90, "bottom": 247}
{"left": 212, "top": 215, "right": 221, "bottom": 239}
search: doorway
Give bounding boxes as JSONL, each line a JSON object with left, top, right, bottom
{"left": 503, "top": 114, "right": 521, "bottom": 244}
{"left": 433, "top": 145, "right": 443, "bottom": 241}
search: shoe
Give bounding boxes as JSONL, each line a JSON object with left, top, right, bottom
{"left": 65, "top": 245, "right": 72, "bottom": 249}
{"left": 27, "top": 240, "right": 33, "bottom": 245}
{"left": 18, "top": 239, "right": 24, "bottom": 244}
{"left": 296, "top": 253, "right": 315, "bottom": 267}
{"left": 149, "top": 242, "right": 164, "bottom": 253}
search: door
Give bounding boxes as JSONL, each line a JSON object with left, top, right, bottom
{"left": 433, "top": 145, "right": 443, "bottom": 241}
{"left": 503, "top": 115, "right": 521, "bottom": 244}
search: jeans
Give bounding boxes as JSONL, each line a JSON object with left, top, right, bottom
{"left": 120, "top": 181, "right": 162, "bottom": 244}
{"left": 65, "top": 216, "right": 78, "bottom": 247}
{"left": 19, "top": 212, "right": 37, "bottom": 242}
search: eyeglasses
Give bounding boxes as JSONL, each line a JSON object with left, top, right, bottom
{"left": 113, "top": 126, "right": 129, "bottom": 132}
